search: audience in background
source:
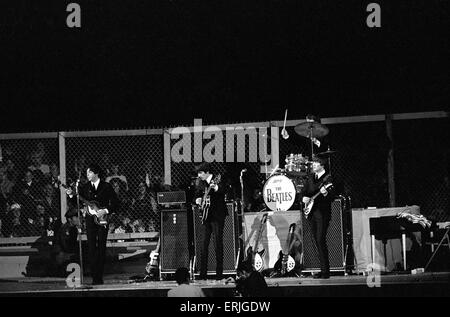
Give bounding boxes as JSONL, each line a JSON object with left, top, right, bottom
{"left": 106, "top": 163, "right": 128, "bottom": 191}
{"left": 1, "top": 143, "right": 164, "bottom": 240}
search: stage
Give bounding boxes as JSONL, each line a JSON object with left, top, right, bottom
{"left": 1, "top": 271, "right": 449, "bottom": 297}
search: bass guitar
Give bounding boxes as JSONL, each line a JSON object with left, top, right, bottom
{"left": 57, "top": 180, "right": 109, "bottom": 226}
{"left": 200, "top": 174, "right": 221, "bottom": 224}
{"left": 303, "top": 182, "right": 333, "bottom": 219}
{"left": 245, "top": 212, "right": 268, "bottom": 272}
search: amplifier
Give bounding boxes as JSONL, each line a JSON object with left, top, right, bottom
{"left": 157, "top": 191, "right": 186, "bottom": 205}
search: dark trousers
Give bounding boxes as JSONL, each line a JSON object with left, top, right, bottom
{"left": 200, "top": 218, "right": 225, "bottom": 278}
{"left": 308, "top": 209, "right": 331, "bottom": 274}
{"left": 85, "top": 215, "right": 108, "bottom": 283}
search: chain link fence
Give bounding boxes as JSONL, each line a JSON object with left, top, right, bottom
{"left": 1, "top": 116, "right": 448, "bottom": 241}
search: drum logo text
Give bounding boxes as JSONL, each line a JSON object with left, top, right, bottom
{"left": 265, "top": 188, "right": 293, "bottom": 203}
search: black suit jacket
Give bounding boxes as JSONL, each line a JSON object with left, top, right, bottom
{"left": 70, "top": 180, "right": 119, "bottom": 216}
{"left": 196, "top": 174, "right": 228, "bottom": 222}
{"left": 301, "top": 173, "right": 335, "bottom": 216}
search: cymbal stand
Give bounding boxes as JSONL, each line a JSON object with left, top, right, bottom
{"left": 327, "top": 146, "right": 332, "bottom": 176}
{"left": 309, "top": 123, "right": 315, "bottom": 159}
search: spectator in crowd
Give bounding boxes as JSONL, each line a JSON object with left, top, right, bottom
{"left": 1, "top": 145, "right": 15, "bottom": 163}
{"left": 100, "top": 153, "right": 112, "bottom": 178}
{"left": 131, "top": 181, "right": 158, "bottom": 229}
{"left": 53, "top": 208, "right": 80, "bottom": 276}
{"left": 13, "top": 170, "right": 41, "bottom": 220}
{"left": 28, "top": 151, "right": 50, "bottom": 181}
{"left": 34, "top": 142, "right": 48, "bottom": 163}
{"left": 106, "top": 163, "right": 128, "bottom": 191}
{"left": 147, "top": 218, "right": 157, "bottom": 232}
{"left": 5, "top": 159, "right": 18, "bottom": 184}
{"left": 131, "top": 219, "right": 146, "bottom": 233}
{"left": 0, "top": 166, "right": 15, "bottom": 199}
{"left": 0, "top": 187, "right": 7, "bottom": 233}
{"left": 114, "top": 214, "right": 133, "bottom": 233}
{"left": 3, "top": 203, "right": 31, "bottom": 237}
{"left": 46, "top": 163, "right": 61, "bottom": 189}
{"left": 73, "top": 154, "right": 88, "bottom": 183}
{"left": 40, "top": 182, "right": 60, "bottom": 219}
{"left": 14, "top": 169, "right": 42, "bottom": 201}
{"left": 110, "top": 178, "right": 132, "bottom": 217}
{"left": 108, "top": 214, "right": 119, "bottom": 234}
{"left": 167, "top": 267, "right": 206, "bottom": 297}
{"left": 28, "top": 210, "right": 50, "bottom": 237}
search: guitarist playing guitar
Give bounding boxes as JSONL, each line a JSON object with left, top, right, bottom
{"left": 301, "top": 155, "right": 335, "bottom": 279}
{"left": 194, "top": 163, "right": 228, "bottom": 280}
{"left": 65, "top": 163, "right": 119, "bottom": 285}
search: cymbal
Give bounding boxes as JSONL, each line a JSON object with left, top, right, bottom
{"left": 294, "top": 121, "right": 329, "bottom": 138}
{"left": 317, "top": 150, "right": 337, "bottom": 156}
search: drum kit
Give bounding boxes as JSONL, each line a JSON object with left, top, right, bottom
{"left": 262, "top": 118, "right": 337, "bottom": 212}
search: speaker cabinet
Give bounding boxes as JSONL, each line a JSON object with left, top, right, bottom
{"left": 160, "top": 208, "right": 190, "bottom": 273}
{"left": 192, "top": 203, "right": 238, "bottom": 275}
{"left": 302, "top": 197, "right": 350, "bottom": 272}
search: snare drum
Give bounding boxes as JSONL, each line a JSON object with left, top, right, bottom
{"left": 263, "top": 174, "right": 296, "bottom": 212}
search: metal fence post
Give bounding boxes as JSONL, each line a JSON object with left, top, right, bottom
{"left": 59, "top": 132, "right": 67, "bottom": 223}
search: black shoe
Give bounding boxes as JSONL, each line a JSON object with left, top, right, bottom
{"left": 198, "top": 275, "right": 207, "bottom": 280}
{"left": 215, "top": 275, "right": 224, "bottom": 281}
{"left": 313, "top": 272, "right": 330, "bottom": 279}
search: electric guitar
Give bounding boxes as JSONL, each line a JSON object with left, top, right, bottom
{"left": 303, "top": 182, "right": 333, "bottom": 219}
{"left": 200, "top": 174, "right": 221, "bottom": 224}
{"left": 145, "top": 237, "right": 161, "bottom": 280}
{"left": 273, "top": 223, "right": 297, "bottom": 276}
{"left": 57, "top": 180, "right": 109, "bottom": 226}
{"left": 245, "top": 213, "right": 268, "bottom": 272}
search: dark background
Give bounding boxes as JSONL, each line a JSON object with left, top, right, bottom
{"left": 0, "top": 0, "right": 448, "bottom": 132}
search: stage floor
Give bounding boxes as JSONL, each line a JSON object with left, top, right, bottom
{"left": 0, "top": 271, "right": 449, "bottom": 297}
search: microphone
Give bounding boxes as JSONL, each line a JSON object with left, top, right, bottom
{"left": 241, "top": 169, "right": 247, "bottom": 173}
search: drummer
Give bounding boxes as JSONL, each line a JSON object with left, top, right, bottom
{"left": 305, "top": 114, "right": 330, "bottom": 154}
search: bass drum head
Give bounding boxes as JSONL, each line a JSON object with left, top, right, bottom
{"left": 263, "top": 174, "right": 296, "bottom": 212}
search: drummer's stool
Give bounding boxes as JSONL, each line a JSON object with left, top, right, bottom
{"left": 369, "top": 216, "right": 407, "bottom": 271}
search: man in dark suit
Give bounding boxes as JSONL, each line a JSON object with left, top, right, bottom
{"left": 301, "top": 155, "right": 335, "bottom": 279}
{"left": 195, "top": 163, "right": 228, "bottom": 280}
{"left": 66, "top": 163, "right": 118, "bottom": 285}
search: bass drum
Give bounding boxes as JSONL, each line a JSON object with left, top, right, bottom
{"left": 262, "top": 174, "right": 296, "bottom": 212}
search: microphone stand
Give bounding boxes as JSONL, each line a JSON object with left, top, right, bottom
{"left": 75, "top": 177, "right": 85, "bottom": 286}
{"left": 236, "top": 170, "right": 247, "bottom": 269}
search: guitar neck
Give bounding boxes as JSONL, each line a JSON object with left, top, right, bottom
{"left": 311, "top": 183, "right": 332, "bottom": 200}
{"left": 252, "top": 215, "right": 267, "bottom": 254}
